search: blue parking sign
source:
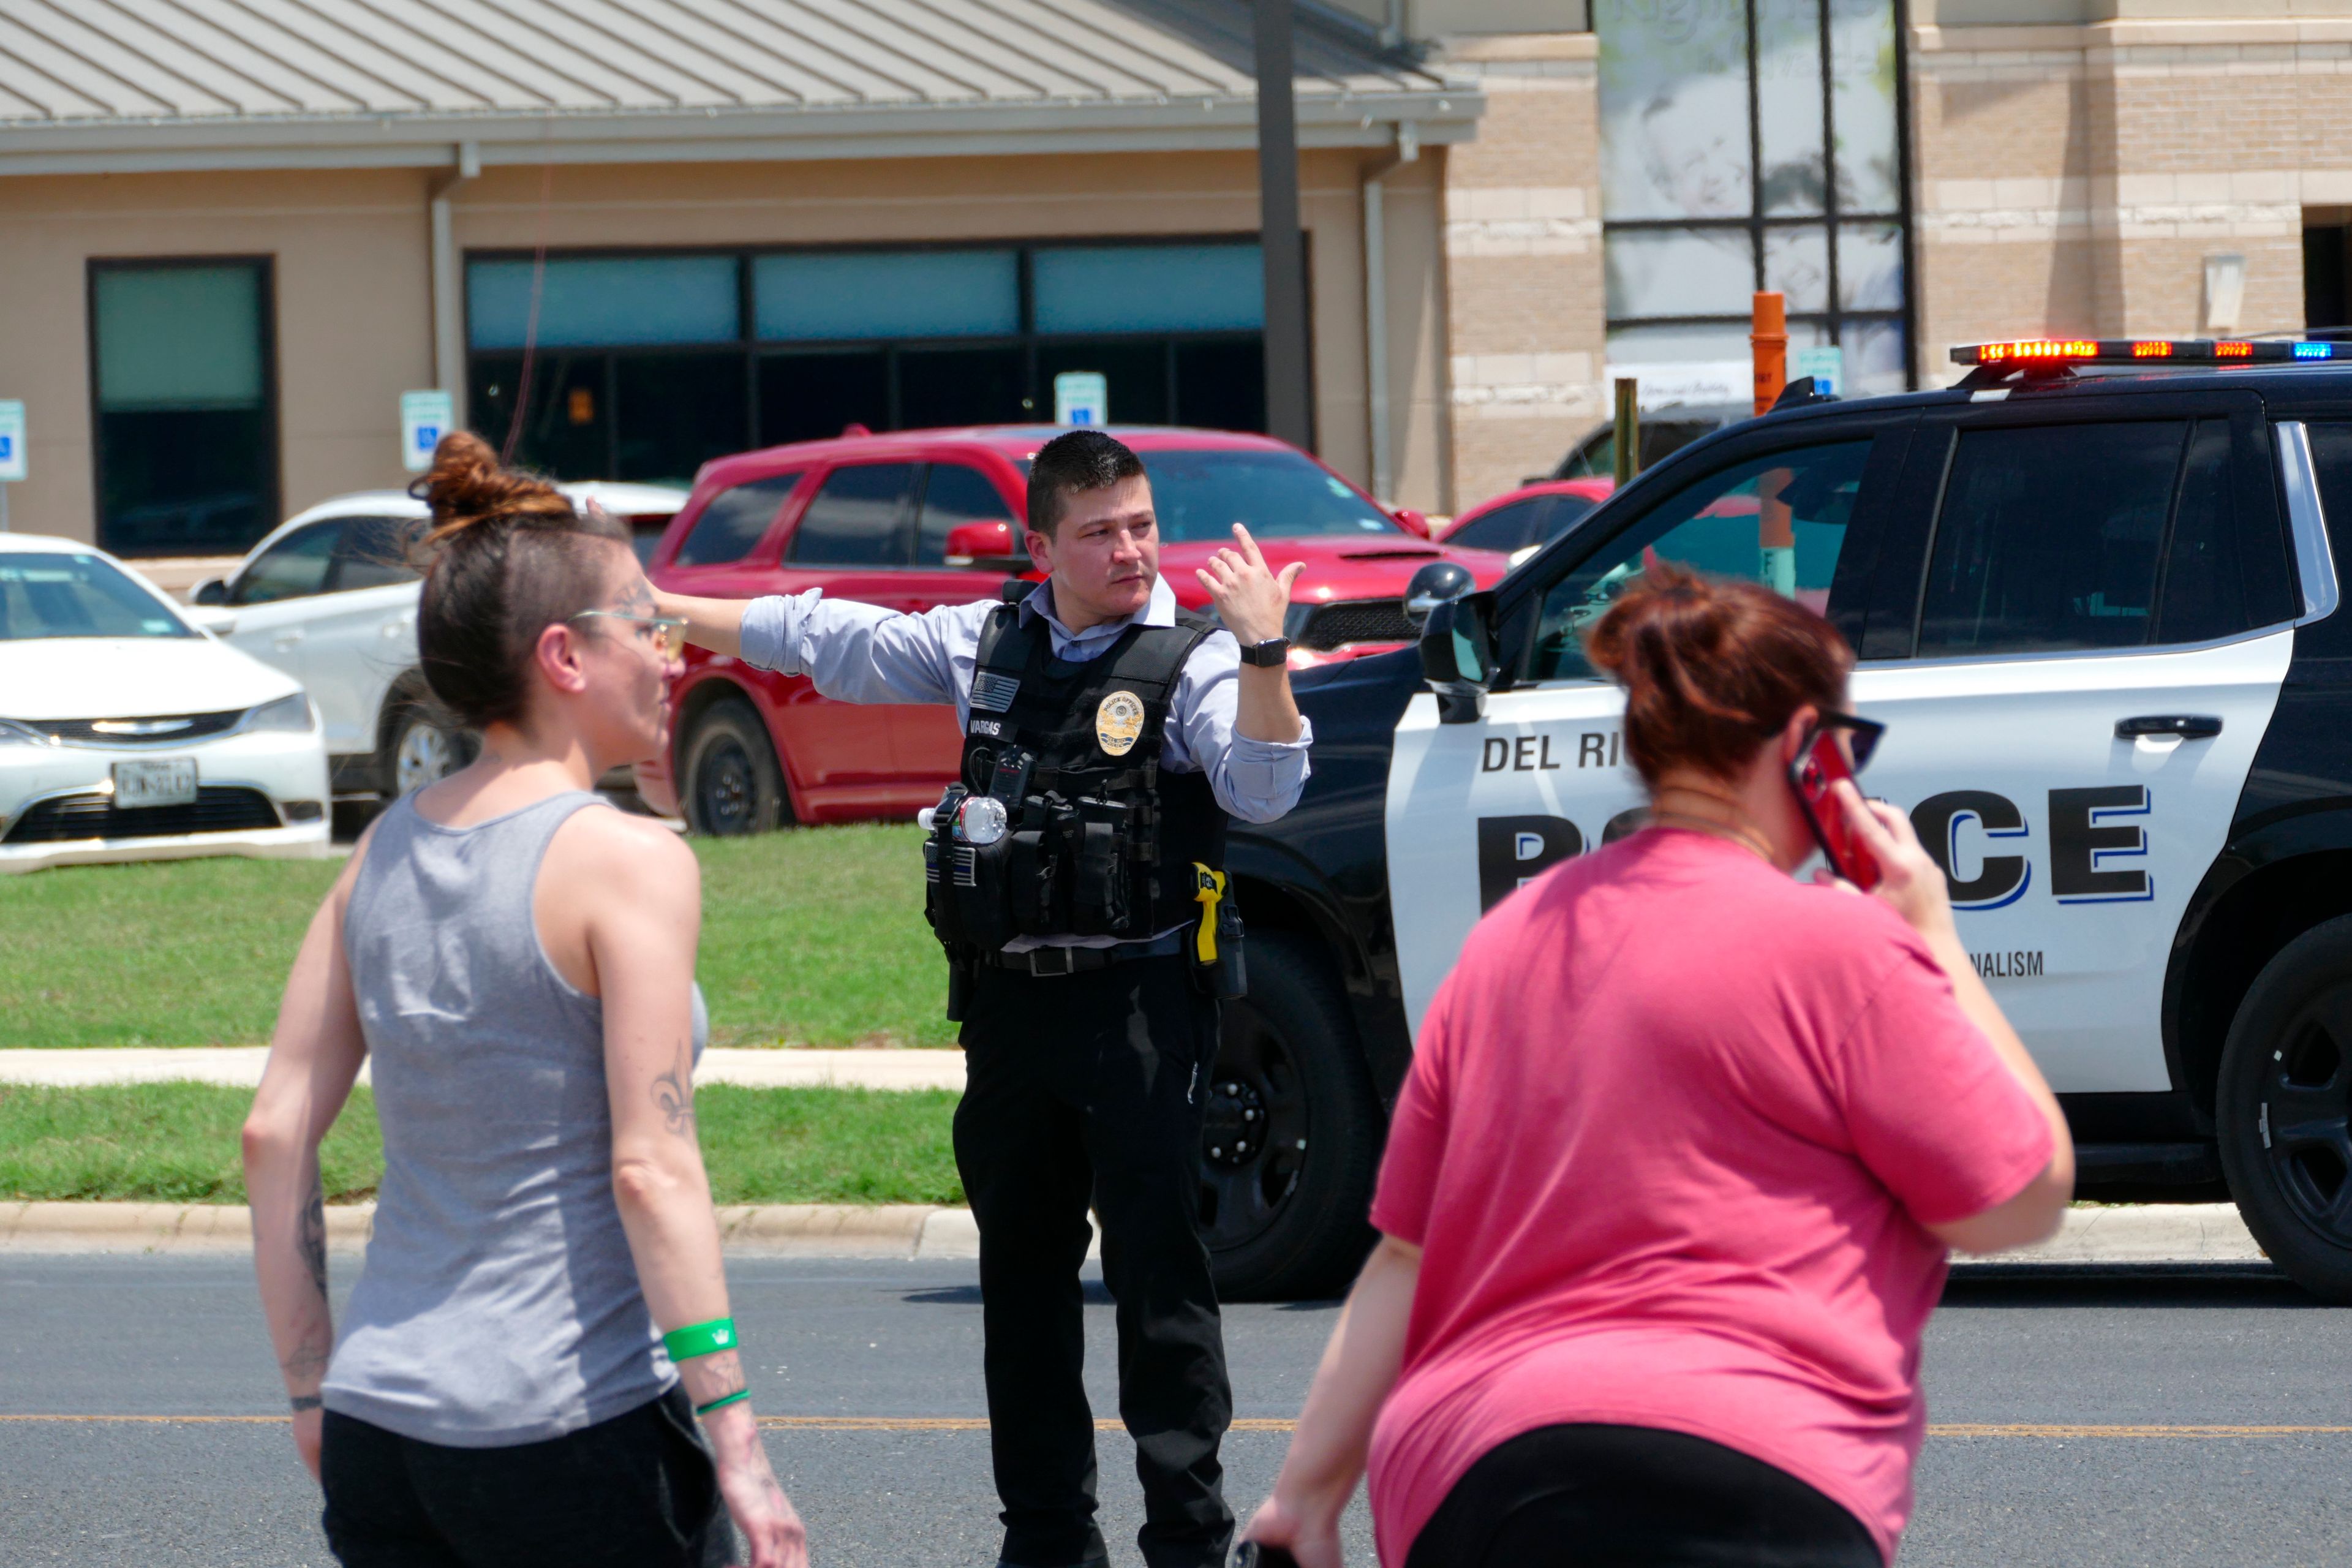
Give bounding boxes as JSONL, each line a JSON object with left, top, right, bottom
{"left": 0, "top": 401, "right": 24, "bottom": 484}
{"left": 399, "top": 391, "right": 454, "bottom": 474}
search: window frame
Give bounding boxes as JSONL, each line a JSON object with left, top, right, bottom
{"left": 460, "top": 234, "right": 1286, "bottom": 475}
{"left": 1868, "top": 389, "right": 2291, "bottom": 665}
{"left": 86, "top": 254, "right": 281, "bottom": 557}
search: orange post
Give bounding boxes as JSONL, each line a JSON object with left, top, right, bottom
{"left": 1751, "top": 292, "right": 1788, "bottom": 417}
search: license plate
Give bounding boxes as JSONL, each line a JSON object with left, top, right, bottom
{"left": 113, "top": 758, "right": 197, "bottom": 809}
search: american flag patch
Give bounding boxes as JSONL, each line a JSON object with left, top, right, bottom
{"left": 971, "top": 672, "right": 1020, "bottom": 712}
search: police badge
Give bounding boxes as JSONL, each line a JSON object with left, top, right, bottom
{"left": 1096, "top": 691, "right": 1146, "bottom": 757}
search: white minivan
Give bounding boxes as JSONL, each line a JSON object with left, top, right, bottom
{"left": 187, "top": 483, "right": 685, "bottom": 799}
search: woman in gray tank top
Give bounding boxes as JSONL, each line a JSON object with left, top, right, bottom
{"left": 241, "top": 433, "right": 807, "bottom": 1568}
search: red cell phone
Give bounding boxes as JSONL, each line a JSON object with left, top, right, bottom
{"left": 1790, "top": 725, "right": 1882, "bottom": 891}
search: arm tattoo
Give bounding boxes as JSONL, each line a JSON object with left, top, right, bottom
{"left": 299, "top": 1172, "right": 330, "bottom": 1301}
{"left": 289, "top": 1394, "right": 323, "bottom": 1413}
{"left": 651, "top": 1037, "right": 696, "bottom": 1139}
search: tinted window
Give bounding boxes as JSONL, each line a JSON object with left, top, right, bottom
{"left": 791, "top": 464, "right": 916, "bottom": 567}
{"left": 1918, "top": 423, "right": 2184, "bottom": 656}
{"left": 1556, "top": 420, "right": 1721, "bottom": 480}
{"left": 1532, "top": 441, "right": 1869, "bottom": 682}
{"left": 916, "top": 464, "right": 1019, "bottom": 565}
{"left": 233, "top": 521, "right": 341, "bottom": 605}
{"left": 1542, "top": 492, "right": 1602, "bottom": 542}
{"left": 676, "top": 475, "right": 800, "bottom": 568}
{"left": 2157, "top": 420, "right": 2296, "bottom": 644}
{"left": 1133, "top": 451, "right": 1398, "bottom": 542}
{"left": 334, "top": 516, "right": 424, "bottom": 592}
{"left": 1448, "top": 499, "right": 1548, "bottom": 554}
{"left": 0, "top": 552, "right": 192, "bottom": 641}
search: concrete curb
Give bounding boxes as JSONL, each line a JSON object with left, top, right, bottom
{"left": 0, "top": 1200, "right": 2255, "bottom": 1267}
{"left": 0, "top": 1201, "right": 1052, "bottom": 1260}
{"left": 0, "top": 1047, "right": 966, "bottom": 1092}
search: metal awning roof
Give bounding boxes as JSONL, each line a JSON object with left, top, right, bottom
{"left": 0, "top": 0, "right": 1479, "bottom": 175}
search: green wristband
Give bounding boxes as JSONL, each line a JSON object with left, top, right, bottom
{"left": 662, "top": 1317, "right": 738, "bottom": 1363}
{"left": 695, "top": 1389, "right": 752, "bottom": 1417}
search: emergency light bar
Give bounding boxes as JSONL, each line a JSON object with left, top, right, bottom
{"left": 1952, "top": 337, "right": 2352, "bottom": 366}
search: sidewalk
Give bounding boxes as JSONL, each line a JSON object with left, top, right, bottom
{"left": 0, "top": 1201, "right": 2259, "bottom": 1268}
{"left": 0, "top": 1046, "right": 965, "bottom": 1092}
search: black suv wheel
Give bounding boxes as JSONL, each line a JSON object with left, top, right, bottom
{"left": 1202, "top": 932, "right": 1381, "bottom": 1301}
{"left": 2218, "top": 914, "right": 2352, "bottom": 1302}
{"left": 681, "top": 699, "right": 791, "bottom": 836}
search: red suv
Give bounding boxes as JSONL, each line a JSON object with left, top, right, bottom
{"left": 637, "top": 426, "right": 1510, "bottom": 832}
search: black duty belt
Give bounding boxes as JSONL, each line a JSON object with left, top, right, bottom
{"left": 979, "top": 931, "right": 1188, "bottom": 976}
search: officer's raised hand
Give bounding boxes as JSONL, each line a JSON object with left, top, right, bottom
{"left": 1199, "top": 522, "right": 1305, "bottom": 645}
{"left": 1198, "top": 522, "right": 1306, "bottom": 744}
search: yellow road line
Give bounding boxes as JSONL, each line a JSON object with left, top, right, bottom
{"left": 2, "top": 1414, "right": 2346, "bottom": 1438}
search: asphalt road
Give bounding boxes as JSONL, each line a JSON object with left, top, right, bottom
{"left": 1, "top": 1257, "right": 2346, "bottom": 1567}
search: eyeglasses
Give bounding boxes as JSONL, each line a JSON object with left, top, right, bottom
{"left": 569, "top": 609, "right": 687, "bottom": 657}
{"left": 1808, "top": 710, "right": 1887, "bottom": 774}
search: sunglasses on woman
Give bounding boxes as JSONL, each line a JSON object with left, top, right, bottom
{"left": 568, "top": 609, "right": 688, "bottom": 657}
{"left": 1807, "top": 709, "right": 1886, "bottom": 774}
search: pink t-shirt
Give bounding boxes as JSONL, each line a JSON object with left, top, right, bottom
{"left": 1366, "top": 827, "right": 2052, "bottom": 1565}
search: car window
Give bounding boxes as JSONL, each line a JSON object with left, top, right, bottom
{"left": 1540, "top": 491, "right": 1602, "bottom": 543}
{"left": 0, "top": 551, "right": 192, "bottom": 641}
{"left": 676, "top": 474, "right": 801, "bottom": 568}
{"left": 790, "top": 463, "right": 917, "bottom": 567}
{"left": 1917, "top": 422, "right": 2185, "bottom": 657}
{"left": 2155, "top": 419, "right": 2296, "bottom": 644}
{"left": 1448, "top": 498, "right": 1548, "bottom": 554}
{"left": 1530, "top": 440, "right": 1870, "bottom": 682}
{"left": 232, "top": 521, "right": 342, "bottom": 605}
{"left": 916, "top": 464, "right": 1020, "bottom": 566}
{"left": 333, "top": 516, "right": 425, "bottom": 592}
{"left": 1136, "top": 450, "right": 1398, "bottom": 541}
{"left": 1558, "top": 421, "right": 1718, "bottom": 480}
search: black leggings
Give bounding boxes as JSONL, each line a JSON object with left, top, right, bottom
{"left": 319, "top": 1385, "right": 730, "bottom": 1568}
{"left": 1403, "top": 1423, "right": 1882, "bottom": 1568}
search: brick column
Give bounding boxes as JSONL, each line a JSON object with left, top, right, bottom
{"left": 1434, "top": 32, "right": 1605, "bottom": 512}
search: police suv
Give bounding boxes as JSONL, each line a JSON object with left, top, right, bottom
{"left": 1205, "top": 337, "right": 2352, "bottom": 1303}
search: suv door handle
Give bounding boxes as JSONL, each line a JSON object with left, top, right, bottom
{"left": 2116, "top": 714, "right": 2222, "bottom": 741}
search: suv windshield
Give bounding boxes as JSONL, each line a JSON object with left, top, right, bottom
{"left": 1021, "top": 450, "right": 1403, "bottom": 543}
{"left": 0, "top": 552, "right": 192, "bottom": 641}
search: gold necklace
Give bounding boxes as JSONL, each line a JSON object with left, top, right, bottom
{"left": 1648, "top": 786, "right": 1777, "bottom": 866}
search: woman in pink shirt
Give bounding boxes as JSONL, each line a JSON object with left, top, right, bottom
{"left": 1242, "top": 566, "right": 2073, "bottom": 1567}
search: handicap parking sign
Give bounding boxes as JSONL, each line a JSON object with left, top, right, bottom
{"left": 1054, "top": 372, "right": 1108, "bottom": 428}
{"left": 399, "top": 390, "right": 454, "bottom": 473}
{"left": 0, "top": 401, "right": 23, "bottom": 483}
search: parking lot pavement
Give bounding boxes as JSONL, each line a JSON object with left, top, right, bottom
{"left": 3, "top": 1257, "right": 2349, "bottom": 1567}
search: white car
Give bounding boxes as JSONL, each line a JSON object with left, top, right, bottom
{"left": 0, "top": 533, "right": 331, "bottom": 873}
{"left": 187, "top": 481, "right": 687, "bottom": 799}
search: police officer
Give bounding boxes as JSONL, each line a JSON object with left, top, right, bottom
{"left": 655, "top": 430, "right": 1311, "bottom": 1568}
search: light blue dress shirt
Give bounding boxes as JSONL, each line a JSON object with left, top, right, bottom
{"left": 736, "top": 574, "right": 1313, "bottom": 824}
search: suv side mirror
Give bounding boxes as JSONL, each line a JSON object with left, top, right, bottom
{"left": 1419, "top": 591, "right": 1496, "bottom": 725}
{"left": 192, "top": 578, "right": 228, "bottom": 606}
{"left": 944, "top": 519, "right": 1024, "bottom": 568}
{"left": 1392, "top": 507, "right": 1433, "bottom": 540}
{"left": 1403, "top": 560, "right": 1475, "bottom": 631}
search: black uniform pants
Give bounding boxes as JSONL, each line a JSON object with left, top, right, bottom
{"left": 955, "top": 953, "right": 1234, "bottom": 1568}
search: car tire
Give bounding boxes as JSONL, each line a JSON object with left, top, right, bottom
{"left": 680, "top": 699, "right": 791, "bottom": 837}
{"left": 383, "top": 701, "right": 476, "bottom": 799}
{"left": 1202, "top": 932, "right": 1382, "bottom": 1302}
{"left": 2217, "top": 914, "right": 2352, "bottom": 1302}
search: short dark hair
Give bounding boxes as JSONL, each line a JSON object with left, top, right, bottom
{"left": 1027, "top": 429, "right": 1145, "bottom": 537}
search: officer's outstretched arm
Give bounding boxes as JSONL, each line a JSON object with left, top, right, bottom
{"left": 654, "top": 590, "right": 750, "bottom": 659}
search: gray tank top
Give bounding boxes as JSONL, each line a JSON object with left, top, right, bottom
{"left": 325, "top": 790, "right": 709, "bottom": 1447}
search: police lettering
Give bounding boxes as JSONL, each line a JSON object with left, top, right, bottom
{"left": 1480, "top": 731, "right": 1621, "bottom": 772}
{"left": 1476, "top": 815, "right": 1582, "bottom": 911}
{"left": 1972, "top": 949, "right": 2045, "bottom": 979}
{"left": 1911, "top": 790, "right": 2031, "bottom": 910}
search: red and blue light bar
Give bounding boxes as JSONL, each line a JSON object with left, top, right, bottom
{"left": 1953, "top": 338, "right": 2352, "bottom": 366}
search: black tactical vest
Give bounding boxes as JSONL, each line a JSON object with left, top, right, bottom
{"left": 924, "top": 600, "right": 1224, "bottom": 954}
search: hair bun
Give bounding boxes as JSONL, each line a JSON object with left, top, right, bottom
{"left": 415, "top": 431, "right": 572, "bottom": 546}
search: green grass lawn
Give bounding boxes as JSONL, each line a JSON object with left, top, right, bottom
{"left": 0, "top": 1082, "right": 963, "bottom": 1205}
{"left": 0, "top": 824, "right": 957, "bottom": 1049}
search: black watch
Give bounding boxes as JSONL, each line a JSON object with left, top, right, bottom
{"left": 1237, "top": 636, "right": 1291, "bottom": 668}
